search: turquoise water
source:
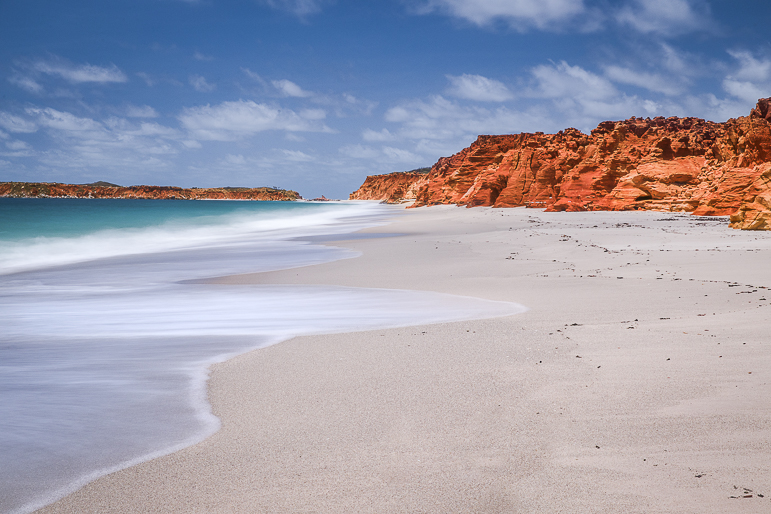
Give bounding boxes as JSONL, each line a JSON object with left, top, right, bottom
{"left": 0, "top": 198, "right": 316, "bottom": 240}
{"left": 0, "top": 198, "right": 526, "bottom": 513}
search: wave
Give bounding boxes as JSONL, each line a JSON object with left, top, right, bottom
{"left": 0, "top": 200, "right": 392, "bottom": 275}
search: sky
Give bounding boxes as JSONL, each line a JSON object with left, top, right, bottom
{"left": 1, "top": 0, "right": 770, "bottom": 199}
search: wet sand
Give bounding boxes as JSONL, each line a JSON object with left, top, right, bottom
{"left": 39, "top": 206, "right": 771, "bottom": 513}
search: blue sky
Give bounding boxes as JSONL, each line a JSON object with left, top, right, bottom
{"left": 1, "top": 0, "right": 770, "bottom": 198}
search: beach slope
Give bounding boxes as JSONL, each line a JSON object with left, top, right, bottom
{"left": 39, "top": 206, "right": 771, "bottom": 513}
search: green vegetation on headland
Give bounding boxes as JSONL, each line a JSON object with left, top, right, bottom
{"left": 0, "top": 182, "right": 302, "bottom": 201}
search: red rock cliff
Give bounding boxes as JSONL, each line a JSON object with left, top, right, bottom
{"left": 0, "top": 183, "right": 301, "bottom": 201}
{"left": 349, "top": 171, "right": 428, "bottom": 203}
{"left": 351, "top": 98, "right": 771, "bottom": 229}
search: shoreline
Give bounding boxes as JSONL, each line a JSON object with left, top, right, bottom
{"left": 39, "top": 205, "right": 771, "bottom": 512}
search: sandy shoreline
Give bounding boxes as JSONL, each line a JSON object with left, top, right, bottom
{"left": 39, "top": 205, "right": 771, "bottom": 513}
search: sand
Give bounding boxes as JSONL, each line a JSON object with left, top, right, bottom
{"left": 38, "top": 205, "right": 771, "bottom": 513}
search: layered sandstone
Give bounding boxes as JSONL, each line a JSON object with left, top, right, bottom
{"left": 351, "top": 98, "right": 771, "bottom": 229}
{"left": 0, "top": 182, "right": 301, "bottom": 201}
{"left": 349, "top": 170, "right": 429, "bottom": 203}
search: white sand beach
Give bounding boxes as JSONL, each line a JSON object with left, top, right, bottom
{"left": 38, "top": 205, "right": 771, "bottom": 513}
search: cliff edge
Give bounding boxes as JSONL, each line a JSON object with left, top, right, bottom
{"left": 350, "top": 98, "right": 771, "bottom": 229}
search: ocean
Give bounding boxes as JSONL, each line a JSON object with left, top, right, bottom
{"left": 0, "top": 198, "right": 525, "bottom": 513}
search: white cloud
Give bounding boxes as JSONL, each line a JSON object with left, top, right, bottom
{"left": 272, "top": 79, "right": 313, "bottom": 97}
{"left": 12, "top": 107, "right": 186, "bottom": 172}
{"left": 726, "top": 50, "right": 771, "bottom": 83}
{"left": 338, "top": 94, "right": 378, "bottom": 116}
{"left": 0, "top": 112, "right": 38, "bottom": 133}
{"left": 178, "top": 100, "right": 331, "bottom": 141}
{"left": 5, "top": 140, "right": 32, "bottom": 151}
{"left": 126, "top": 105, "right": 159, "bottom": 118}
{"left": 722, "top": 50, "right": 771, "bottom": 104}
{"left": 416, "top": 0, "right": 586, "bottom": 29}
{"left": 189, "top": 74, "right": 216, "bottom": 92}
{"left": 137, "top": 72, "right": 156, "bottom": 86}
{"left": 241, "top": 68, "right": 264, "bottom": 82}
{"left": 225, "top": 154, "right": 247, "bottom": 165}
{"left": 446, "top": 74, "right": 513, "bottom": 102}
{"left": 722, "top": 80, "right": 768, "bottom": 104}
{"left": 27, "top": 107, "right": 104, "bottom": 133}
{"left": 660, "top": 44, "right": 690, "bottom": 75}
{"left": 382, "top": 146, "right": 421, "bottom": 163}
{"left": 603, "top": 65, "right": 683, "bottom": 96}
{"left": 362, "top": 128, "right": 396, "bottom": 142}
{"left": 31, "top": 59, "right": 127, "bottom": 84}
{"left": 384, "top": 95, "right": 541, "bottom": 143}
{"left": 9, "top": 74, "right": 43, "bottom": 93}
{"left": 193, "top": 51, "right": 213, "bottom": 61}
{"left": 261, "top": 0, "right": 329, "bottom": 16}
{"left": 339, "top": 144, "right": 420, "bottom": 164}
{"left": 281, "top": 149, "right": 314, "bottom": 162}
{"left": 339, "top": 144, "right": 381, "bottom": 160}
{"left": 531, "top": 61, "right": 617, "bottom": 100}
{"left": 616, "top": 0, "right": 711, "bottom": 35}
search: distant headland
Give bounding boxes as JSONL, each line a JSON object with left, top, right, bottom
{"left": 0, "top": 182, "right": 301, "bottom": 201}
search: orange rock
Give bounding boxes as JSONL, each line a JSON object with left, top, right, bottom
{"left": 350, "top": 98, "right": 771, "bottom": 230}
{"left": 349, "top": 171, "right": 428, "bottom": 203}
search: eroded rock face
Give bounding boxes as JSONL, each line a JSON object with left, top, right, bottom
{"left": 349, "top": 171, "right": 428, "bottom": 203}
{"left": 0, "top": 183, "right": 301, "bottom": 201}
{"left": 350, "top": 98, "right": 771, "bottom": 229}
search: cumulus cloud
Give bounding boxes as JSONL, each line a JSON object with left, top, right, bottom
{"left": 415, "top": 0, "right": 586, "bottom": 30}
{"left": 362, "top": 128, "right": 396, "bottom": 142}
{"left": 615, "top": 0, "right": 711, "bottom": 35}
{"left": 9, "top": 74, "right": 43, "bottom": 93}
{"left": 446, "top": 74, "right": 513, "bottom": 102}
{"left": 136, "top": 72, "right": 156, "bottom": 86}
{"left": 272, "top": 79, "right": 313, "bottom": 97}
{"left": 31, "top": 59, "right": 127, "bottom": 84}
{"left": 126, "top": 105, "right": 159, "bottom": 118}
{"left": 339, "top": 144, "right": 420, "bottom": 164}
{"left": 1, "top": 106, "right": 193, "bottom": 174}
{"left": 27, "top": 107, "right": 104, "bottom": 133}
{"left": 722, "top": 50, "right": 771, "bottom": 104}
{"left": 178, "top": 100, "right": 331, "bottom": 141}
{"left": 5, "top": 140, "right": 32, "bottom": 151}
{"left": 530, "top": 61, "right": 617, "bottom": 100}
{"left": 0, "top": 112, "right": 38, "bottom": 133}
{"left": 603, "top": 65, "right": 683, "bottom": 96}
{"left": 281, "top": 149, "right": 314, "bottom": 162}
{"left": 340, "top": 144, "right": 381, "bottom": 160}
{"left": 384, "top": 95, "right": 542, "bottom": 143}
{"left": 189, "top": 75, "right": 216, "bottom": 92}
{"left": 261, "top": 0, "right": 330, "bottom": 16}
{"left": 193, "top": 51, "right": 213, "bottom": 61}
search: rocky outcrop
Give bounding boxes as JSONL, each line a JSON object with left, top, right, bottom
{"left": 0, "top": 183, "right": 301, "bottom": 201}
{"left": 350, "top": 98, "right": 771, "bottom": 229}
{"left": 349, "top": 170, "right": 429, "bottom": 203}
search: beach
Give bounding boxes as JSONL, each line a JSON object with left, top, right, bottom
{"left": 37, "top": 205, "right": 771, "bottom": 513}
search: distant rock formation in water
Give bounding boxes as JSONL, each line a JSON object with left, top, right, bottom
{"left": 351, "top": 97, "right": 771, "bottom": 230}
{"left": 0, "top": 182, "right": 302, "bottom": 201}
